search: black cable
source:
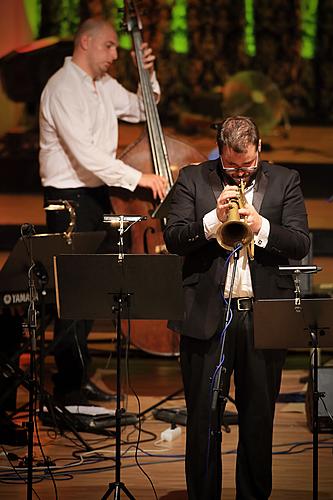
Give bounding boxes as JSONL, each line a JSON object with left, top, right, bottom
{"left": 1, "top": 438, "right": 331, "bottom": 485}
{"left": 0, "top": 444, "right": 42, "bottom": 497}
{"left": 123, "top": 310, "right": 159, "bottom": 500}
{"left": 34, "top": 411, "right": 58, "bottom": 499}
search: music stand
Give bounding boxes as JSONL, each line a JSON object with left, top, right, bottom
{"left": 0, "top": 231, "right": 107, "bottom": 500}
{"left": 0, "top": 231, "right": 106, "bottom": 403}
{"left": 0, "top": 231, "right": 106, "bottom": 305}
{"left": 0, "top": 232, "right": 106, "bottom": 443}
{"left": 253, "top": 297, "right": 333, "bottom": 500}
{"left": 54, "top": 253, "right": 184, "bottom": 499}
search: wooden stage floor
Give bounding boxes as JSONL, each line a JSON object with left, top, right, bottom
{"left": 1, "top": 355, "right": 333, "bottom": 499}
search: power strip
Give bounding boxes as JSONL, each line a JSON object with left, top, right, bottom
{"left": 160, "top": 426, "right": 182, "bottom": 442}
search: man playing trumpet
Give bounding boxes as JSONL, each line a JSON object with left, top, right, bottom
{"left": 164, "top": 115, "right": 310, "bottom": 500}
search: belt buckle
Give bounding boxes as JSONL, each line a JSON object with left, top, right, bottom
{"left": 237, "top": 298, "right": 251, "bottom": 311}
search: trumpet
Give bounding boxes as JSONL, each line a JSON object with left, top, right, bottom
{"left": 216, "top": 179, "right": 254, "bottom": 259}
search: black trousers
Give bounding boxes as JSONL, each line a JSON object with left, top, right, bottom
{"left": 180, "top": 309, "right": 286, "bottom": 500}
{"left": 44, "top": 185, "right": 114, "bottom": 394}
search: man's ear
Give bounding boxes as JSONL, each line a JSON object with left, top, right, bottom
{"left": 258, "top": 139, "right": 262, "bottom": 152}
{"left": 80, "top": 34, "right": 90, "bottom": 51}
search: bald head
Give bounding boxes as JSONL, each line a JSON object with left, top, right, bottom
{"left": 72, "top": 18, "right": 119, "bottom": 79}
{"left": 74, "top": 18, "right": 116, "bottom": 48}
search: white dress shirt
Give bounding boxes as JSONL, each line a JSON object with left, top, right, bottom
{"left": 39, "top": 57, "right": 160, "bottom": 190}
{"left": 203, "top": 180, "right": 270, "bottom": 297}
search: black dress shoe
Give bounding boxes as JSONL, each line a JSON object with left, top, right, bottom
{"left": 82, "top": 380, "right": 118, "bottom": 402}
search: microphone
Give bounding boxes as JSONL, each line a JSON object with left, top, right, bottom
{"left": 21, "top": 223, "right": 35, "bottom": 237}
{"left": 103, "top": 214, "right": 147, "bottom": 228}
{"left": 234, "top": 242, "right": 244, "bottom": 250}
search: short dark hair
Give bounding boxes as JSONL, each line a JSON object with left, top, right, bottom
{"left": 216, "top": 116, "right": 260, "bottom": 154}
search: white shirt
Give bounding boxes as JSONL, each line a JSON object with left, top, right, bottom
{"left": 39, "top": 57, "right": 161, "bottom": 190}
{"left": 203, "top": 180, "right": 270, "bottom": 297}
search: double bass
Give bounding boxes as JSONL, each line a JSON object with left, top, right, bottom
{"left": 110, "top": 0, "right": 206, "bottom": 355}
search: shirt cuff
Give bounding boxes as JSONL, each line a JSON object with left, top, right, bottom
{"left": 203, "top": 209, "right": 222, "bottom": 240}
{"left": 150, "top": 71, "right": 161, "bottom": 98}
{"left": 254, "top": 216, "right": 270, "bottom": 248}
{"left": 125, "top": 167, "right": 142, "bottom": 191}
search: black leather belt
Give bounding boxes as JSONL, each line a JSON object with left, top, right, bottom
{"left": 229, "top": 297, "right": 253, "bottom": 311}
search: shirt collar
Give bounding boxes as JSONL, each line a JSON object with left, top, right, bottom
{"left": 64, "top": 57, "right": 94, "bottom": 85}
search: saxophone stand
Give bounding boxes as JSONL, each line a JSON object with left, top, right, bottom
{"left": 253, "top": 264, "right": 332, "bottom": 500}
{"left": 211, "top": 244, "right": 241, "bottom": 442}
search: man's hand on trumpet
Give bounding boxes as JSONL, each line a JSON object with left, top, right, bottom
{"left": 238, "top": 203, "right": 262, "bottom": 234}
{"left": 216, "top": 185, "right": 240, "bottom": 223}
{"left": 216, "top": 184, "right": 262, "bottom": 234}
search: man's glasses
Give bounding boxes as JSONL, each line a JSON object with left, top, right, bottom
{"left": 221, "top": 152, "right": 259, "bottom": 173}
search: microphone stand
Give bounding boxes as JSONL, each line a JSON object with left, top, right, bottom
{"left": 22, "top": 226, "right": 38, "bottom": 500}
{"left": 101, "top": 214, "right": 146, "bottom": 500}
{"left": 34, "top": 263, "right": 49, "bottom": 417}
{"left": 310, "top": 326, "right": 323, "bottom": 500}
{"left": 278, "top": 264, "right": 322, "bottom": 500}
{"left": 211, "top": 244, "right": 241, "bottom": 445}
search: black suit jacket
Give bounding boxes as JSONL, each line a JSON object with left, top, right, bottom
{"left": 164, "top": 159, "right": 310, "bottom": 340}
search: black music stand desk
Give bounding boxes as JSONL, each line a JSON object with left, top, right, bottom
{"left": 253, "top": 298, "right": 333, "bottom": 349}
{"left": 54, "top": 253, "right": 183, "bottom": 321}
{"left": 0, "top": 231, "right": 106, "bottom": 306}
{"left": 0, "top": 231, "right": 106, "bottom": 431}
{"left": 253, "top": 297, "right": 333, "bottom": 500}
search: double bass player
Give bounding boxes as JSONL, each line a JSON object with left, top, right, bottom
{"left": 39, "top": 18, "right": 167, "bottom": 405}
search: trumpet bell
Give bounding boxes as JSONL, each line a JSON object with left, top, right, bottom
{"left": 216, "top": 219, "right": 253, "bottom": 251}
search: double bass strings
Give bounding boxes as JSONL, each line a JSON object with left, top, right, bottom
{"left": 132, "top": 30, "right": 173, "bottom": 190}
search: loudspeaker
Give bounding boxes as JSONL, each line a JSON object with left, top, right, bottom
{"left": 306, "top": 366, "right": 333, "bottom": 433}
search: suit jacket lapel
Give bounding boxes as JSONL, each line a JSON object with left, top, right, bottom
{"left": 209, "top": 161, "right": 223, "bottom": 201}
{"left": 253, "top": 163, "right": 268, "bottom": 213}
{"left": 208, "top": 160, "right": 269, "bottom": 212}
